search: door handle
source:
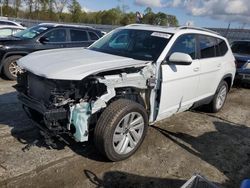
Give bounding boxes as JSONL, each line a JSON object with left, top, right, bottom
{"left": 217, "top": 63, "right": 221, "bottom": 68}
{"left": 193, "top": 67, "right": 200, "bottom": 72}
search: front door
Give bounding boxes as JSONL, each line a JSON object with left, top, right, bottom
{"left": 157, "top": 34, "right": 200, "bottom": 121}
{"left": 36, "top": 28, "right": 68, "bottom": 50}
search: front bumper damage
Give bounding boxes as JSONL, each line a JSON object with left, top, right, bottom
{"left": 16, "top": 63, "right": 155, "bottom": 143}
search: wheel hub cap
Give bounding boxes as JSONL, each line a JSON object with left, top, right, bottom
{"left": 216, "top": 85, "right": 227, "bottom": 110}
{"left": 9, "top": 61, "right": 21, "bottom": 78}
{"left": 113, "top": 112, "right": 144, "bottom": 155}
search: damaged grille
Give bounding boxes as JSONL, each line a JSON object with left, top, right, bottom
{"left": 27, "top": 73, "right": 75, "bottom": 107}
{"left": 27, "top": 74, "right": 55, "bottom": 105}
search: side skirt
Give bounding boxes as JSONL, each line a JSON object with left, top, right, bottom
{"left": 191, "top": 95, "right": 214, "bottom": 109}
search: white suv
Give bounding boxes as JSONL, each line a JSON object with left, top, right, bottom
{"left": 16, "top": 24, "right": 236, "bottom": 161}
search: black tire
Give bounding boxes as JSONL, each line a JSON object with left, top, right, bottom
{"left": 3, "top": 55, "right": 23, "bottom": 80}
{"left": 94, "top": 99, "right": 148, "bottom": 161}
{"left": 208, "top": 81, "right": 228, "bottom": 113}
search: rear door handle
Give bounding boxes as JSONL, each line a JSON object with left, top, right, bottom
{"left": 193, "top": 67, "right": 200, "bottom": 72}
{"left": 217, "top": 63, "right": 222, "bottom": 67}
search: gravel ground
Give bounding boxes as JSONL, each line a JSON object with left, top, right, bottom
{"left": 0, "top": 78, "right": 249, "bottom": 188}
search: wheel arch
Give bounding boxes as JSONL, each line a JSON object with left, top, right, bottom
{"left": 0, "top": 52, "right": 29, "bottom": 72}
{"left": 221, "top": 73, "right": 233, "bottom": 90}
{"left": 114, "top": 87, "right": 147, "bottom": 108}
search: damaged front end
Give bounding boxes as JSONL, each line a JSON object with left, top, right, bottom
{"left": 15, "top": 63, "right": 155, "bottom": 143}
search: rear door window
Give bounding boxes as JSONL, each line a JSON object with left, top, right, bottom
{"left": 70, "top": 29, "right": 88, "bottom": 42}
{"left": 199, "top": 35, "right": 216, "bottom": 59}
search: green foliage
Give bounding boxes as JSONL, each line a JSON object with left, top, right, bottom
{"left": 68, "top": 0, "right": 81, "bottom": 22}
{"left": 142, "top": 8, "right": 179, "bottom": 26}
{"left": 1, "top": 0, "right": 179, "bottom": 26}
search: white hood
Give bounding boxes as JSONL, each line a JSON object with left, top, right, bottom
{"left": 18, "top": 48, "right": 147, "bottom": 80}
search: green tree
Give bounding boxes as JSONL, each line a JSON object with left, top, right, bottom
{"left": 101, "top": 7, "right": 122, "bottom": 25}
{"left": 54, "top": 0, "right": 68, "bottom": 21}
{"left": 14, "top": 0, "right": 22, "bottom": 17}
{"left": 167, "top": 15, "right": 179, "bottom": 26}
{"left": 144, "top": 7, "right": 152, "bottom": 14}
{"left": 120, "top": 12, "right": 135, "bottom": 25}
{"left": 24, "top": 0, "right": 35, "bottom": 18}
{"left": 68, "top": 0, "right": 82, "bottom": 22}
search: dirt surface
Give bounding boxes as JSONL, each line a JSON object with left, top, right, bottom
{"left": 0, "top": 78, "right": 249, "bottom": 188}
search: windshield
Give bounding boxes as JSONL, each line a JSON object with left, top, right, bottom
{"left": 13, "top": 25, "right": 49, "bottom": 39}
{"left": 231, "top": 41, "right": 250, "bottom": 55}
{"left": 89, "top": 29, "right": 171, "bottom": 61}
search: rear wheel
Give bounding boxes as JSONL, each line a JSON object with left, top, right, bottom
{"left": 208, "top": 81, "right": 228, "bottom": 113}
{"left": 3, "top": 55, "right": 23, "bottom": 80}
{"left": 94, "top": 99, "right": 148, "bottom": 161}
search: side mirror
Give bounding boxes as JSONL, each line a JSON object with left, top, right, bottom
{"left": 169, "top": 52, "right": 193, "bottom": 65}
{"left": 39, "top": 36, "right": 49, "bottom": 44}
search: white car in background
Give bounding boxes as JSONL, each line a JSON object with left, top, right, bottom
{"left": 0, "top": 20, "right": 25, "bottom": 27}
{"left": 16, "top": 24, "right": 236, "bottom": 161}
{"left": 0, "top": 25, "right": 25, "bottom": 37}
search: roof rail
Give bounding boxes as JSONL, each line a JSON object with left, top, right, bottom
{"left": 125, "top": 24, "right": 153, "bottom": 27}
{"left": 179, "top": 26, "right": 220, "bottom": 35}
{"left": 38, "top": 22, "right": 95, "bottom": 29}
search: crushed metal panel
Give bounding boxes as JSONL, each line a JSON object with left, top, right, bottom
{"left": 91, "top": 64, "right": 155, "bottom": 114}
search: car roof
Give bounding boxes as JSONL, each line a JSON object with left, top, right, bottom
{"left": 124, "top": 24, "right": 223, "bottom": 38}
{"left": 0, "top": 20, "right": 23, "bottom": 27}
{"left": 38, "top": 23, "right": 97, "bottom": 30}
{"left": 0, "top": 25, "right": 25, "bottom": 29}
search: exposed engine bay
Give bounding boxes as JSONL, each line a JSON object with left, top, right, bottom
{"left": 16, "top": 63, "right": 156, "bottom": 142}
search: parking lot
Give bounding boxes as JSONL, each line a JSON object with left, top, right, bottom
{"left": 0, "top": 78, "right": 249, "bottom": 188}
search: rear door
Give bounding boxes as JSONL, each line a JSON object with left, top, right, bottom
{"left": 68, "top": 29, "right": 92, "bottom": 47}
{"left": 196, "top": 35, "right": 223, "bottom": 99}
{"left": 157, "top": 34, "right": 201, "bottom": 120}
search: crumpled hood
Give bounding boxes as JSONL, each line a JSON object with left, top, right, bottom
{"left": 18, "top": 48, "right": 147, "bottom": 80}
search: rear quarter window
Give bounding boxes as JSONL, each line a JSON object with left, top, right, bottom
{"left": 216, "top": 39, "right": 228, "bottom": 56}
{"left": 89, "top": 31, "right": 99, "bottom": 40}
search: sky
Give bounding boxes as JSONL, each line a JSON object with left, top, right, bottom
{"left": 78, "top": 0, "right": 250, "bottom": 29}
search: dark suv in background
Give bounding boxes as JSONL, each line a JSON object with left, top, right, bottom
{"left": 231, "top": 40, "right": 250, "bottom": 85}
{"left": 0, "top": 23, "right": 102, "bottom": 80}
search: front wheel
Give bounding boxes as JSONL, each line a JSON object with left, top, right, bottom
{"left": 3, "top": 55, "right": 23, "bottom": 80}
{"left": 94, "top": 99, "right": 148, "bottom": 161}
{"left": 208, "top": 81, "right": 228, "bottom": 113}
